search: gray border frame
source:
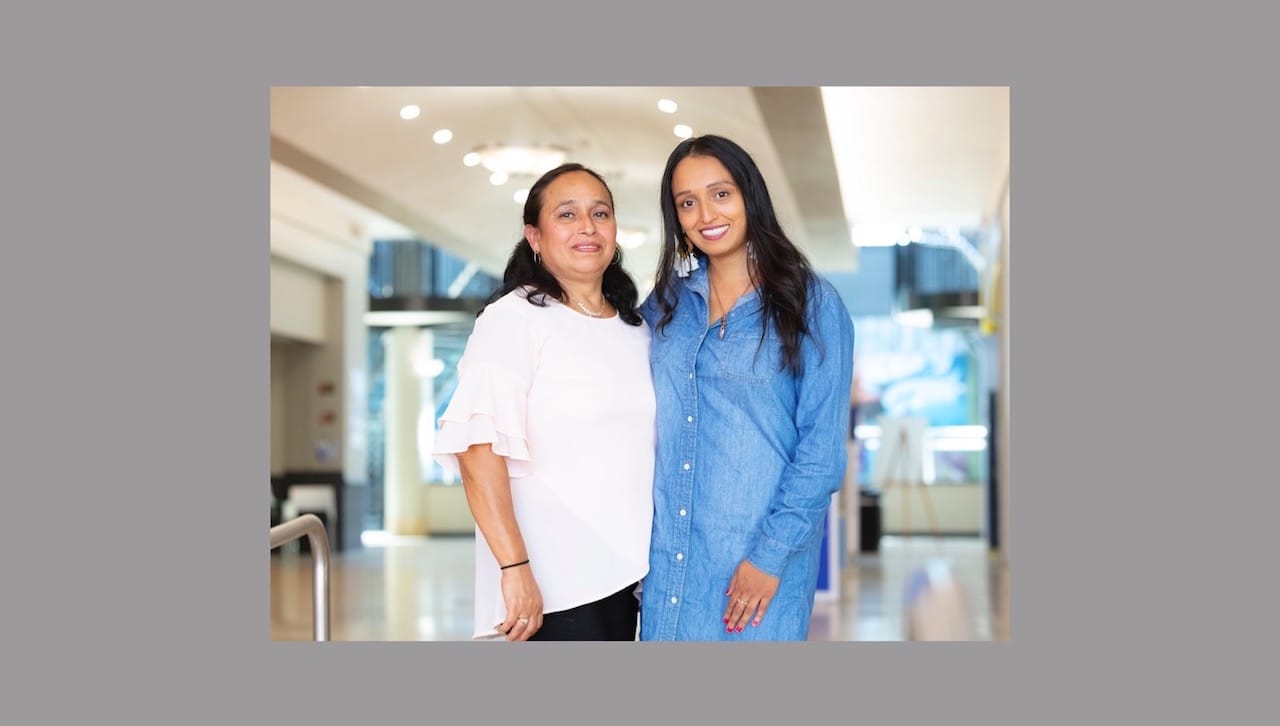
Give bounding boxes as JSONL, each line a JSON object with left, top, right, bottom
{"left": 11, "top": 0, "right": 1257, "bottom": 721}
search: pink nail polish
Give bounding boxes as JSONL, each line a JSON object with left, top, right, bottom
{"left": 737, "top": 626, "right": 743, "bottom": 632}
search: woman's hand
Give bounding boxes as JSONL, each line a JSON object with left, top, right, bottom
{"left": 723, "top": 559, "right": 781, "bottom": 633}
{"left": 457, "top": 444, "right": 543, "bottom": 641}
{"left": 496, "top": 565, "right": 544, "bottom": 641}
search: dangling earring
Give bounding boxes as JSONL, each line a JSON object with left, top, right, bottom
{"left": 747, "top": 239, "right": 757, "bottom": 263}
{"left": 674, "top": 235, "right": 700, "bottom": 278}
{"left": 533, "top": 249, "right": 541, "bottom": 265}
{"left": 612, "top": 248, "right": 622, "bottom": 265}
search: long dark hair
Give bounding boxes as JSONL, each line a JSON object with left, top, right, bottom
{"left": 651, "top": 135, "right": 815, "bottom": 372}
{"left": 480, "top": 163, "right": 641, "bottom": 326}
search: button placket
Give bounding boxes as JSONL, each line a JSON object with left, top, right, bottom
{"left": 661, "top": 287, "right": 711, "bottom": 639}
{"left": 665, "top": 344, "right": 699, "bottom": 637}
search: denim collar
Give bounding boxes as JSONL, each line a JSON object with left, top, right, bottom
{"left": 684, "top": 262, "right": 763, "bottom": 317}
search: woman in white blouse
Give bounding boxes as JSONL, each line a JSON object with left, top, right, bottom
{"left": 433, "top": 163, "right": 656, "bottom": 641}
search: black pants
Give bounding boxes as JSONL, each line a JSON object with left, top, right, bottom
{"left": 529, "top": 583, "right": 639, "bottom": 641}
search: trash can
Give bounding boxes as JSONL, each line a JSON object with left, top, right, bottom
{"left": 859, "top": 489, "right": 881, "bottom": 553}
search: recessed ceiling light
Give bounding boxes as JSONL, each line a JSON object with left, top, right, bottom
{"left": 673, "top": 124, "right": 693, "bottom": 139}
{"left": 513, "top": 189, "right": 529, "bottom": 204}
{"left": 432, "top": 129, "right": 453, "bottom": 144}
{"left": 490, "top": 171, "right": 509, "bottom": 186}
{"left": 658, "top": 99, "right": 678, "bottom": 113}
{"left": 462, "top": 152, "right": 481, "bottom": 167}
{"left": 400, "top": 104, "right": 421, "bottom": 120}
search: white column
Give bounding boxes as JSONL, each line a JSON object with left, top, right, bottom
{"left": 413, "top": 328, "right": 438, "bottom": 495}
{"left": 383, "top": 326, "right": 427, "bottom": 535}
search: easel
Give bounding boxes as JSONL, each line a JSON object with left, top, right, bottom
{"left": 877, "top": 419, "right": 939, "bottom": 538}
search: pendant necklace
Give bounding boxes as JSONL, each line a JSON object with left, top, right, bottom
{"left": 710, "top": 283, "right": 728, "bottom": 339}
{"left": 710, "top": 275, "right": 754, "bottom": 339}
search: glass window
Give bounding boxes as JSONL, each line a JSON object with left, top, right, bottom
{"left": 364, "top": 238, "right": 499, "bottom": 530}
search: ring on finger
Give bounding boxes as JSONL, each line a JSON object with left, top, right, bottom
{"left": 737, "top": 598, "right": 748, "bottom": 605}
{"left": 517, "top": 616, "right": 530, "bottom": 625}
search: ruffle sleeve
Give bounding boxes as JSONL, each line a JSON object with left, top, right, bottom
{"left": 433, "top": 361, "right": 533, "bottom": 478}
{"left": 431, "top": 296, "right": 538, "bottom": 479}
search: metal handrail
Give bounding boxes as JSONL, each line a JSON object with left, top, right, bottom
{"left": 270, "top": 514, "right": 330, "bottom": 641}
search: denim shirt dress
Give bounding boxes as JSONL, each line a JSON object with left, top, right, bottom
{"left": 639, "top": 265, "right": 855, "bottom": 641}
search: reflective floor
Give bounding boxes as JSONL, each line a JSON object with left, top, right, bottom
{"left": 270, "top": 534, "right": 1009, "bottom": 641}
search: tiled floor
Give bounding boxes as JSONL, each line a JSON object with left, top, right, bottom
{"left": 270, "top": 534, "right": 1009, "bottom": 641}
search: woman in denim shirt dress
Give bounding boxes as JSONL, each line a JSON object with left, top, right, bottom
{"left": 639, "top": 135, "right": 855, "bottom": 641}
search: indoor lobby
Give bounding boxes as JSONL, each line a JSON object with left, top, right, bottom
{"left": 268, "top": 86, "right": 1011, "bottom": 642}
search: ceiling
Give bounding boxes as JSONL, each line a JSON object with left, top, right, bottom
{"left": 269, "top": 86, "right": 1009, "bottom": 289}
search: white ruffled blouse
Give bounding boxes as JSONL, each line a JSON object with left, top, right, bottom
{"left": 433, "top": 288, "right": 656, "bottom": 639}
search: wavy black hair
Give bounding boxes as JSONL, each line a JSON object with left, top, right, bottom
{"left": 651, "top": 135, "right": 815, "bottom": 371}
{"left": 479, "top": 162, "right": 641, "bottom": 326}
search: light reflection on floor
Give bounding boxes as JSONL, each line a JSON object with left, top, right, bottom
{"left": 270, "top": 534, "right": 1008, "bottom": 642}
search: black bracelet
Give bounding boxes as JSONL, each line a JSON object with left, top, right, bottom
{"left": 499, "top": 559, "right": 529, "bottom": 570}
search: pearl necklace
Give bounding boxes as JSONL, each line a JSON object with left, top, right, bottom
{"left": 573, "top": 298, "right": 605, "bottom": 318}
